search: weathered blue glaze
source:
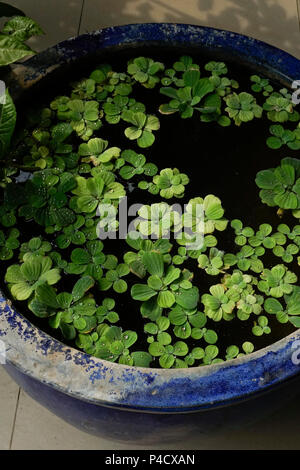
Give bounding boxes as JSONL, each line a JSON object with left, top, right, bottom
{"left": 1, "top": 23, "right": 300, "bottom": 441}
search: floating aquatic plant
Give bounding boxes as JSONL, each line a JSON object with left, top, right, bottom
{"left": 224, "top": 92, "right": 262, "bottom": 125}
{"left": 121, "top": 110, "right": 160, "bottom": 148}
{"left": 0, "top": 53, "right": 299, "bottom": 370}
{"left": 266, "top": 125, "right": 300, "bottom": 150}
{"left": 159, "top": 70, "right": 216, "bottom": 119}
{"left": 256, "top": 157, "right": 300, "bottom": 214}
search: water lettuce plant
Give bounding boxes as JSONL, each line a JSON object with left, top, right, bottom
{"left": 224, "top": 92, "right": 262, "bottom": 125}
{"left": 256, "top": 157, "right": 300, "bottom": 212}
{"left": 159, "top": 70, "right": 216, "bottom": 119}
{"left": 250, "top": 75, "right": 273, "bottom": 96}
{"left": 263, "top": 92, "right": 296, "bottom": 122}
{"left": 127, "top": 57, "right": 164, "bottom": 88}
{"left": 5, "top": 255, "right": 61, "bottom": 300}
{"left": 201, "top": 284, "right": 235, "bottom": 321}
{"left": 71, "top": 173, "right": 125, "bottom": 213}
{"left": 119, "top": 149, "right": 158, "bottom": 180}
{"left": 258, "top": 264, "right": 297, "bottom": 298}
{"left": 121, "top": 110, "right": 160, "bottom": 148}
{"left": 157, "top": 168, "right": 189, "bottom": 198}
{"left": 51, "top": 97, "right": 102, "bottom": 141}
{"left": 266, "top": 125, "right": 300, "bottom": 150}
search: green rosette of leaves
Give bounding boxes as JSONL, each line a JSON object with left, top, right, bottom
{"left": 184, "top": 195, "right": 228, "bottom": 234}
{"left": 102, "top": 95, "right": 145, "bottom": 124}
{"left": 258, "top": 264, "right": 297, "bottom": 298}
{"left": 121, "top": 110, "right": 160, "bottom": 148}
{"left": 78, "top": 137, "right": 121, "bottom": 168}
{"left": 255, "top": 157, "right": 300, "bottom": 214}
{"left": 131, "top": 251, "right": 199, "bottom": 321}
{"left": 266, "top": 125, "right": 300, "bottom": 150}
{"left": 263, "top": 92, "right": 296, "bottom": 122}
{"left": 124, "top": 235, "right": 172, "bottom": 280}
{"left": 159, "top": 69, "right": 217, "bottom": 119}
{"left": 28, "top": 276, "right": 96, "bottom": 340}
{"left": 250, "top": 75, "right": 273, "bottom": 96}
{"left": 264, "top": 286, "right": 300, "bottom": 326}
{"left": 0, "top": 227, "right": 19, "bottom": 260}
{"left": 201, "top": 284, "right": 235, "bottom": 322}
{"left": 127, "top": 57, "right": 165, "bottom": 88}
{"left": 71, "top": 172, "right": 125, "bottom": 213}
{"left": 151, "top": 168, "right": 189, "bottom": 199}
{"left": 19, "top": 236, "right": 51, "bottom": 261}
{"left": 5, "top": 255, "right": 61, "bottom": 301}
{"left": 119, "top": 149, "right": 157, "bottom": 180}
{"left": 19, "top": 170, "right": 77, "bottom": 228}
{"left": 51, "top": 97, "right": 102, "bottom": 141}
{"left": 135, "top": 202, "right": 181, "bottom": 238}
{"left": 86, "top": 324, "right": 140, "bottom": 365}
{"left": 198, "top": 247, "right": 225, "bottom": 276}
{"left": 224, "top": 92, "right": 262, "bottom": 125}
{"left": 66, "top": 240, "right": 105, "bottom": 281}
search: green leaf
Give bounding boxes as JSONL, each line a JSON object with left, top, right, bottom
{"left": 72, "top": 276, "right": 95, "bottom": 302}
{"left": 0, "top": 33, "right": 34, "bottom": 65}
{"left": 157, "top": 331, "right": 172, "bottom": 345}
{"left": 138, "top": 130, "right": 155, "bottom": 148}
{"left": 157, "top": 290, "right": 175, "bottom": 308}
{"left": 160, "top": 87, "right": 178, "bottom": 100}
{"left": 35, "top": 284, "right": 59, "bottom": 308}
{"left": 132, "top": 351, "right": 152, "bottom": 367}
{"left": 204, "top": 345, "right": 219, "bottom": 360}
{"left": 60, "top": 322, "right": 76, "bottom": 340}
{"left": 183, "top": 69, "right": 200, "bottom": 87}
{"left": 29, "top": 298, "right": 53, "bottom": 318}
{"left": 142, "top": 252, "right": 164, "bottom": 277}
{"left": 131, "top": 284, "right": 157, "bottom": 301}
{"left": 57, "top": 292, "right": 73, "bottom": 309}
{"left": 122, "top": 330, "right": 137, "bottom": 348}
{"left": 71, "top": 248, "right": 90, "bottom": 265}
{"left": 289, "top": 316, "right": 300, "bottom": 328}
{"left": 51, "top": 122, "right": 73, "bottom": 143}
{"left": 140, "top": 297, "right": 162, "bottom": 320}
{"left": 41, "top": 268, "right": 61, "bottom": 286}
{"left": 148, "top": 341, "right": 165, "bottom": 357}
{"left": 159, "top": 353, "right": 175, "bottom": 368}
{"left": 193, "top": 78, "right": 214, "bottom": 99}
{"left": 175, "top": 287, "right": 199, "bottom": 310}
{"left": 163, "top": 266, "right": 181, "bottom": 286}
{"left": 3, "top": 16, "right": 44, "bottom": 42}
{"left": 242, "top": 342, "right": 254, "bottom": 354}
{"left": 0, "top": 89, "right": 16, "bottom": 157}
{"left": 204, "top": 329, "right": 218, "bottom": 344}
{"left": 114, "top": 279, "right": 127, "bottom": 293}
{"left": 267, "top": 136, "right": 282, "bottom": 149}
{"left": 169, "top": 307, "right": 186, "bottom": 325}
{"left": 148, "top": 275, "right": 163, "bottom": 291}
{"left": 173, "top": 341, "right": 188, "bottom": 356}
{"left": 255, "top": 169, "right": 277, "bottom": 189}
{"left": 264, "top": 298, "right": 283, "bottom": 314}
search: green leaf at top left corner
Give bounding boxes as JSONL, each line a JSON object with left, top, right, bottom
{"left": 0, "top": 33, "right": 35, "bottom": 66}
{"left": 0, "top": 88, "right": 16, "bottom": 158}
{"left": 2, "top": 16, "right": 44, "bottom": 43}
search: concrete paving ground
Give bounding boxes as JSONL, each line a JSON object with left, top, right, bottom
{"left": 1, "top": 0, "right": 300, "bottom": 450}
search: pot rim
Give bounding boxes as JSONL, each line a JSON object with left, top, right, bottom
{"left": 1, "top": 22, "right": 300, "bottom": 413}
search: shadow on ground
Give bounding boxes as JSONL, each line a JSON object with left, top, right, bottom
{"left": 80, "top": 0, "right": 300, "bottom": 58}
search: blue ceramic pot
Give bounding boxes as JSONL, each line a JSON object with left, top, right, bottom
{"left": 1, "top": 23, "right": 300, "bottom": 444}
